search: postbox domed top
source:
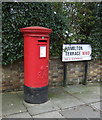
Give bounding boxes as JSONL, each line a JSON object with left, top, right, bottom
{"left": 20, "top": 26, "right": 52, "bottom": 35}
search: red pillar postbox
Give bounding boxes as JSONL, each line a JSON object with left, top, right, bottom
{"left": 20, "top": 26, "right": 52, "bottom": 104}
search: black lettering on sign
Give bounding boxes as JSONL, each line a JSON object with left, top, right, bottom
{"left": 65, "top": 46, "right": 83, "bottom": 51}
{"left": 65, "top": 52, "right": 80, "bottom": 56}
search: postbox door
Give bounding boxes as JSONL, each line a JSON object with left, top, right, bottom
{"left": 36, "top": 39, "right": 49, "bottom": 87}
{"left": 24, "top": 37, "right": 49, "bottom": 88}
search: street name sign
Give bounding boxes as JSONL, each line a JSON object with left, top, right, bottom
{"left": 62, "top": 44, "right": 92, "bottom": 62}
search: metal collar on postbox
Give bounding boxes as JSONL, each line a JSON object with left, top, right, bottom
{"left": 20, "top": 26, "right": 52, "bottom": 37}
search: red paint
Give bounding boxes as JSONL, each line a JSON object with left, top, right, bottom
{"left": 20, "top": 26, "right": 52, "bottom": 88}
{"left": 82, "top": 51, "right": 90, "bottom": 55}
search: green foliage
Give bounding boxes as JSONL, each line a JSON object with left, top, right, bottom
{"left": 62, "top": 2, "right": 102, "bottom": 59}
{"left": 2, "top": 2, "right": 67, "bottom": 65}
{"left": 2, "top": 2, "right": 102, "bottom": 65}
{"left": 63, "top": 2, "right": 96, "bottom": 42}
{"left": 88, "top": 2, "right": 102, "bottom": 59}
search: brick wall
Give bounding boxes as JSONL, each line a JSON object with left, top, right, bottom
{"left": 49, "top": 57, "right": 64, "bottom": 86}
{"left": 66, "top": 62, "right": 85, "bottom": 85}
{"left": 66, "top": 60, "right": 101, "bottom": 85}
{"left": 87, "top": 60, "right": 101, "bottom": 82}
{"left": 1, "top": 58, "right": 101, "bottom": 92}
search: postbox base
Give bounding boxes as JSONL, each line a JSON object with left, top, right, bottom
{"left": 24, "top": 85, "right": 48, "bottom": 104}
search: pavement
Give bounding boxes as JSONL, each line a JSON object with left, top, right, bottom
{"left": 1, "top": 83, "right": 102, "bottom": 119}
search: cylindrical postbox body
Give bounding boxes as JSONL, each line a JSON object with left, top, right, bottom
{"left": 20, "top": 26, "right": 52, "bottom": 104}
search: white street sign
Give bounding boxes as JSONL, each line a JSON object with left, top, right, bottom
{"left": 62, "top": 44, "right": 92, "bottom": 62}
